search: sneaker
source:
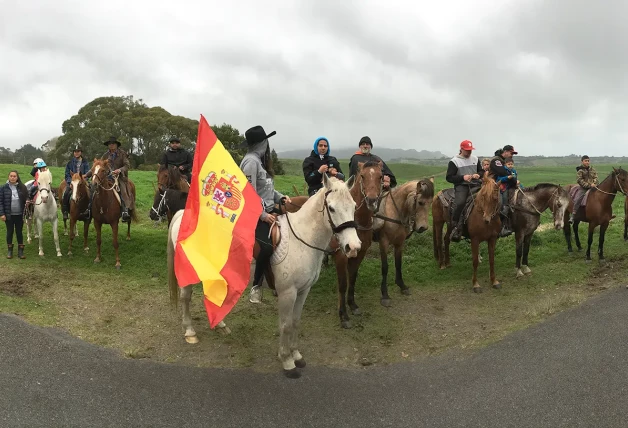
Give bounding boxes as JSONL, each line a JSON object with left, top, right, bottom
{"left": 249, "top": 285, "right": 262, "bottom": 304}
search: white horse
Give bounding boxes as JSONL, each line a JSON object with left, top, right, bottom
{"left": 26, "top": 169, "right": 62, "bottom": 257}
{"left": 167, "top": 174, "right": 362, "bottom": 378}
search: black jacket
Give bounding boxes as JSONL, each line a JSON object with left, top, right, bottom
{"left": 302, "top": 151, "right": 346, "bottom": 196}
{"left": 348, "top": 152, "right": 397, "bottom": 188}
{"left": 0, "top": 182, "right": 28, "bottom": 217}
{"left": 490, "top": 156, "right": 517, "bottom": 188}
{"left": 160, "top": 148, "right": 193, "bottom": 173}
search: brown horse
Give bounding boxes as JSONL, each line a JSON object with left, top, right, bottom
{"left": 57, "top": 179, "right": 74, "bottom": 237}
{"left": 88, "top": 159, "right": 138, "bottom": 269}
{"left": 624, "top": 196, "right": 628, "bottom": 241}
{"left": 65, "top": 172, "right": 92, "bottom": 256}
{"left": 157, "top": 165, "right": 189, "bottom": 193}
{"left": 372, "top": 178, "right": 434, "bottom": 307}
{"left": 151, "top": 166, "right": 189, "bottom": 225}
{"left": 559, "top": 168, "right": 628, "bottom": 261}
{"left": 331, "top": 161, "right": 383, "bottom": 329}
{"left": 510, "top": 184, "right": 570, "bottom": 277}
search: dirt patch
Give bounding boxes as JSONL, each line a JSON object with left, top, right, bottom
{"left": 0, "top": 273, "right": 51, "bottom": 297}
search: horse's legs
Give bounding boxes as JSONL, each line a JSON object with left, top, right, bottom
{"left": 443, "top": 224, "right": 452, "bottom": 268}
{"left": 432, "top": 219, "right": 445, "bottom": 269}
{"left": 347, "top": 254, "right": 365, "bottom": 316}
{"left": 94, "top": 221, "right": 102, "bottom": 263}
{"left": 180, "top": 285, "right": 198, "bottom": 343}
{"left": 334, "top": 253, "right": 351, "bottom": 328}
{"left": 394, "top": 242, "right": 409, "bottom": 294}
{"left": 290, "top": 285, "right": 312, "bottom": 369}
{"left": 515, "top": 230, "right": 525, "bottom": 278}
{"left": 563, "top": 221, "right": 573, "bottom": 252}
{"left": 37, "top": 218, "right": 44, "bottom": 256}
{"left": 112, "top": 222, "right": 121, "bottom": 269}
{"left": 26, "top": 217, "right": 32, "bottom": 244}
{"left": 573, "top": 221, "right": 583, "bottom": 251}
{"left": 62, "top": 216, "right": 68, "bottom": 236}
{"left": 277, "top": 287, "right": 299, "bottom": 377}
{"left": 598, "top": 222, "right": 609, "bottom": 261}
{"left": 82, "top": 221, "right": 90, "bottom": 252}
{"left": 585, "top": 222, "right": 596, "bottom": 262}
{"left": 52, "top": 218, "right": 61, "bottom": 257}
{"left": 488, "top": 238, "right": 501, "bottom": 288}
{"left": 379, "top": 237, "right": 392, "bottom": 307}
{"left": 521, "top": 234, "right": 533, "bottom": 274}
{"left": 126, "top": 221, "right": 131, "bottom": 241}
{"left": 471, "top": 237, "right": 481, "bottom": 292}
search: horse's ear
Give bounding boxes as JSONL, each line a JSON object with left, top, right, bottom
{"left": 346, "top": 175, "right": 355, "bottom": 190}
{"left": 429, "top": 176, "right": 435, "bottom": 183}
{"left": 378, "top": 160, "right": 383, "bottom": 168}
{"left": 357, "top": 161, "right": 364, "bottom": 172}
{"left": 322, "top": 171, "right": 332, "bottom": 189}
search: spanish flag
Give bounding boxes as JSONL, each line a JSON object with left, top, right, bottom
{"left": 174, "top": 115, "right": 262, "bottom": 328}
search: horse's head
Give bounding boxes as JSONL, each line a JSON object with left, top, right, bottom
{"left": 321, "top": 174, "right": 361, "bottom": 258}
{"left": 37, "top": 169, "right": 53, "bottom": 203}
{"left": 612, "top": 167, "right": 628, "bottom": 196}
{"left": 91, "top": 159, "right": 111, "bottom": 186}
{"left": 548, "top": 185, "right": 570, "bottom": 230}
{"left": 407, "top": 178, "right": 435, "bottom": 234}
{"left": 356, "top": 160, "right": 384, "bottom": 211}
{"left": 70, "top": 172, "right": 88, "bottom": 203}
{"left": 476, "top": 175, "right": 500, "bottom": 223}
{"left": 150, "top": 187, "right": 167, "bottom": 221}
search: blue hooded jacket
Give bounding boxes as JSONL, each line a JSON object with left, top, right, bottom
{"left": 302, "top": 136, "right": 345, "bottom": 196}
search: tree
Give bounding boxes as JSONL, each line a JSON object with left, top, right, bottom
{"left": 14, "top": 144, "right": 44, "bottom": 165}
{"left": 271, "top": 149, "right": 285, "bottom": 175}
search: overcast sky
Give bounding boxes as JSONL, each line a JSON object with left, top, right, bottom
{"left": 1, "top": 0, "right": 626, "bottom": 157}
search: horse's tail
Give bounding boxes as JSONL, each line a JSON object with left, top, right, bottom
{"left": 130, "top": 208, "right": 139, "bottom": 223}
{"left": 432, "top": 195, "right": 443, "bottom": 261}
{"left": 167, "top": 215, "right": 180, "bottom": 309}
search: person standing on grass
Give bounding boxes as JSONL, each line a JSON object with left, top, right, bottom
{"left": 0, "top": 170, "right": 28, "bottom": 259}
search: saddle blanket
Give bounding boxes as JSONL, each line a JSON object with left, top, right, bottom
{"left": 270, "top": 215, "right": 289, "bottom": 266}
{"left": 569, "top": 186, "right": 590, "bottom": 207}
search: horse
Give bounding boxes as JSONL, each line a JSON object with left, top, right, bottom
{"left": 167, "top": 174, "right": 361, "bottom": 378}
{"left": 624, "top": 196, "right": 628, "bottom": 241}
{"left": 510, "top": 183, "right": 570, "bottom": 277}
{"left": 89, "top": 159, "right": 138, "bottom": 269}
{"left": 25, "top": 169, "right": 62, "bottom": 257}
{"left": 150, "top": 167, "right": 189, "bottom": 226}
{"left": 66, "top": 172, "right": 92, "bottom": 256}
{"left": 157, "top": 165, "right": 189, "bottom": 193}
{"left": 372, "top": 178, "right": 434, "bottom": 307}
{"left": 559, "top": 167, "right": 628, "bottom": 261}
{"left": 330, "top": 161, "right": 383, "bottom": 329}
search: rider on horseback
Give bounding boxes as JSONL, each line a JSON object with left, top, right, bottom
{"left": 27, "top": 158, "right": 47, "bottom": 202}
{"left": 489, "top": 145, "right": 519, "bottom": 237}
{"left": 160, "top": 137, "right": 193, "bottom": 183}
{"left": 570, "top": 155, "right": 598, "bottom": 223}
{"left": 447, "top": 140, "right": 484, "bottom": 242}
{"left": 62, "top": 145, "right": 90, "bottom": 220}
{"left": 239, "top": 126, "right": 291, "bottom": 304}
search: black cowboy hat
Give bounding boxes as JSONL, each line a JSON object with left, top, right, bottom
{"left": 239, "top": 126, "right": 277, "bottom": 149}
{"left": 103, "top": 136, "right": 121, "bottom": 146}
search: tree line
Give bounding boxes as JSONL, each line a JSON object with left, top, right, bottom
{"left": 2, "top": 95, "right": 284, "bottom": 174}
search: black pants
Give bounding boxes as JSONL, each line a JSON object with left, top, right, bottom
{"left": 254, "top": 219, "right": 273, "bottom": 285}
{"left": 452, "top": 185, "right": 472, "bottom": 223}
{"left": 63, "top": 185, "right": 72, "bottom": 211}
{"left": 6, "top": 215, "right": 24, "bottom": 245}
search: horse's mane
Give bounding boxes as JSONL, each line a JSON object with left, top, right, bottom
{"left": 361, "top": 160, "right": 381, "bottom": 170}
{"left": 166, "top": 166, "right": 183, "bottom": 189}
{"left": 521, "top": 182, "right": 557, "bottom": 192}
{"left": 475, "top": 177, "right": 499, "bottom": 212}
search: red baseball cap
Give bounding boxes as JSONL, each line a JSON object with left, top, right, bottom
{"left": 460, "top": 140, "right": 476, "bottom": 151}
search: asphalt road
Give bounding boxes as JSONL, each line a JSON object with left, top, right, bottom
{"left": 1, "top": 286, "right": 628, "bottom": 427}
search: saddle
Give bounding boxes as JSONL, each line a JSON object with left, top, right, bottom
{"left": 252, "top": 217, "right": 286, "bottom": 291}
{"left": 569, "top": 186, "right": 590, "bottom": 207}
{"left": 437, "top": 186, "right": 481, "bottom": 225}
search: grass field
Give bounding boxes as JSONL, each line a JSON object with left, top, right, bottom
{"left": 1, "top": 161, "right": 627, "bottom": 372}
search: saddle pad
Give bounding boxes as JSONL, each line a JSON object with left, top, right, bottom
{"left": 270, "top": 215, "right": 289, "bottom": 266}
{"left": 437, "top": 188, "right": 455, "bottom": 207}
{"left": 569, "top": 186, "right": 590, "bottom": 206}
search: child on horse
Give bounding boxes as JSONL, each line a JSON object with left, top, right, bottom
{"left": 570, "top": 155, "right": 598, "bottom": 223}
{"left": 496, "top": 158, "right": 523, "bottom": 208}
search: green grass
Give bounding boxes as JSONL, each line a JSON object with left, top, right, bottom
{"left": 0, "top": 162, "right": 626, "bottom": 372}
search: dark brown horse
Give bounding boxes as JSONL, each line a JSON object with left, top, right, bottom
{"left": 331, "top": 161, "right": 383, "bottom": 329}
{"left": 373, "top": 178, "right": 434, "bottom": 307}
{"left": 66, "top": 172, "right": 92, "bottom": 256}
{"left": 624, "top": 196, "right": 628, "bottom": 241}
{"left": 151, "top": 166, "right": 189, "bottom": 225}
{"left": 157, "top": 165, "right": 190, "bottom": 193}
{"left": 89, "top": 159, "right": 138, "bottom": 269}
{"left": 507, "top": 183, "right": 571, "bottom": 277}
{"left": 559, "top": 168, "right": 628, "bottom": 261}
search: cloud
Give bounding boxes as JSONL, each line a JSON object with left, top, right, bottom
{"left": 1, "top": 0, "right": 627, "bottom": 158}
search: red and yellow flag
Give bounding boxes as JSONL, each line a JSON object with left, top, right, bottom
{"left": 174, "top": 115, "right": 262, "bottom": 328}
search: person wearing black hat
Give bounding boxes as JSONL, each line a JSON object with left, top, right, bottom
{"left": 159, "top": 137, "right": 193, "bottom": 183}
{"left": 239, "top": 126, "right": 291, "bottom": 304}
{"left": 85, "top": 137, "right": 134, "bottom": 222}
{"left": 571, "top": 155, "right": 598, "bottom": 223}
{"left": 489, "top": 144, "right": 519, "bottom": 237}
{"left": 61, "top": 145, "right": 90, "bottom": 220}
{"left": 348, "top": 136, "right": 397, "bottom": 189}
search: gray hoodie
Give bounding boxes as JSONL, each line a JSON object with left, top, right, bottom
{"left": 240, "top": 139, "right": 285, "bottom": 221}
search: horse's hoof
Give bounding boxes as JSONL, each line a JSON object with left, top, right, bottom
{"left": 516, "top": 270, "right": 524, "bottom": 279}
{"left": 493, "top": 283, "right": 502, "bottom": 289}
{"left": 341, "top": 320, "right": 352, "bottom": 329}
{"left": 585, "top": 259, "right": 591, "bottom": 264}
{"left": 185, "top": 335, "right": 199, "bottom": 344}
{"left": 284, "top": 368, "right": 301, "bottom": 379}
{"left": 473, "top": 287, "right": 482, "bottom": 293}
{"left": 567, "top": 248, "right": 573, "bottom": 253}
{"left": 67, "top": 252, "right": 72, "bottom": 257}
{"left": 381, "top": 298, "right": 392, "bottom": 308}
{"left": 294, "top": 358, "right": 306, "bottom": 369}
{"left": 93, "top": 259, "right": 101, "bottom": 264}
{"left": 351, "top": 307, "right": 362, "bottom": 316}
{"left": 63, "top": 232, "right": 68, "bottom": 236}
{"left": 115, "top": 265, "right": 121, "bottom": 270}
{"left": 126, "top": 236, "right": 131, "bottom": 241}
{"left": 400, "top": 288, "right": 411, "bottom": 296}
{"left": 56, "top": 252, "right": 62, "bottom": 257}
{"left": 218, "top": 326, "right": 231, "bottom": 335}
{"left": 84, "top": 247, "right": 89, "bottom": 252}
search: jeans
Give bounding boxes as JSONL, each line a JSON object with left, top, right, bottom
{"left": 5, "top": 215, "right": 24, "bottom": 245}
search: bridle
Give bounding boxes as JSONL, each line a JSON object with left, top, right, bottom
{"left": 284, "top": 189, "right": 357, "bottom": 255}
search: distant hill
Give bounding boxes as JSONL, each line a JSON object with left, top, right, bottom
{"left": 278, "top": 146, "right": 446, "bottom": 161}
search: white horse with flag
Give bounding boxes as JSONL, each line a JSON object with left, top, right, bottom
{"left": 166, "top": 115, "right": 361, "bottom": 378}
